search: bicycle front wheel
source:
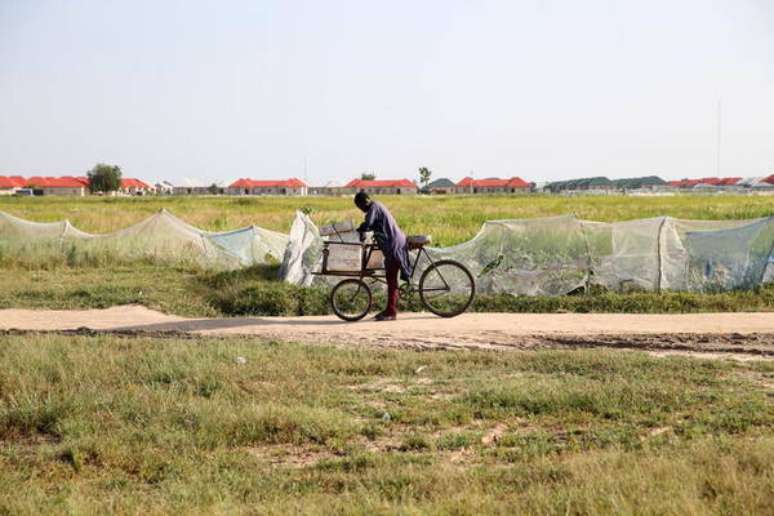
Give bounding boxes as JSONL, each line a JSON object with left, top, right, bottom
{"left": 330, "top": 279, "right": 372, "bottom": 321}
{"left": 419, "top": 259, "right": 475, "bottom": 317}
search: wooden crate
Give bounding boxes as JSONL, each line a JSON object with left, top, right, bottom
{"left": 323, "top": 242, "right": 362, "bottom": 272}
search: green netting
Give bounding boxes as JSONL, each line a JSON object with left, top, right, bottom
{"left": 280, "top": 211, "right": 774, "bottom": 294}
{"left": 0, "top": 209, "right": 288, "bottom": 269}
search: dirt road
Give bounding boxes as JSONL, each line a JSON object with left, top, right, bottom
{"left": 1, "top": 305, "right": 773, "bottom": 359}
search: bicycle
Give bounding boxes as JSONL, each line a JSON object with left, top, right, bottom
{"left": 315, "top": 227, "right": 475, "bottom": 321}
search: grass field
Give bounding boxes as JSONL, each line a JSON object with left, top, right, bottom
{"left": 1, "top": 194, "right": 773, "bottom": 316}
{"left": 2, "top": 264, "right": 774, "bottom": 317}
{"left": 0, "top": 334, "right": 772, "bottom": 513}
{"left": 2, "top": 197, "right": 773, "bottom": 513}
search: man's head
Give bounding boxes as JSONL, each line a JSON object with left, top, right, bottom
{"left": 354, "top": 191, "right": 371, "bottom": 213}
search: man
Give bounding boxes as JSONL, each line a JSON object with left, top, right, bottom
{"left": 354, "top": 192, "right": 410, "bottom": 321}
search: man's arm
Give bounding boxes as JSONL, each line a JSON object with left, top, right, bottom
{"left": 357, "top": 204, "right": 378, "bottom": 233}
{"left": 357, "top": 204, "right": 379, "bottom": 241}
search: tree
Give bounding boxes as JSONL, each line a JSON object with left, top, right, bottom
{"left": 418, "top": 166, "right": 432, "bottom": 188}
{"left": 208, "top": 183, "right": 220, "bottom": 195}
{"left": 361, "top": 172, "right": 376, "bottom": 181}
{"left": 87, "top": 163, "right": 122, "bottom": 193}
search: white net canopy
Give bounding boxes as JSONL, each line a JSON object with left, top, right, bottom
{"left": 279, "top": 211, "right": 774, "bottom": 294}
{"left": 3, "top": 208, "right": 772, "bottom": 291}
{"left": 278, "top": 211, "right": 323, "bottom": 286}
{"left": 0, "top": 209, "right": 289, "bottom": 269}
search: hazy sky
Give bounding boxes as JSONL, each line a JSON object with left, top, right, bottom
{"left": 2, "top": 0, "right": 773, "bottom": 185}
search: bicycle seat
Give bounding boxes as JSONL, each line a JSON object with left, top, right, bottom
{"left": 407, "top": 235, "right": 431, "bottom": 249}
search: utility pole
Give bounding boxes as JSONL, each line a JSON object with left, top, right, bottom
{"left": 716, "top": 98, "right": 722, "bottom": 177}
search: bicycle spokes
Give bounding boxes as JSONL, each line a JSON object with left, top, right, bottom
{"left": 419, "top": 260, "right": 475, "bottom": 317}
{"left": 331, "top": 279, "right": 372, "bottom": 321}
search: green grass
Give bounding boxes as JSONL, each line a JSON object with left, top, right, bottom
{"left": 0, "top": 334, "right": 772, "bottom": 513}
{"left": 1, "top": 263, "right": 773, "bottom": 316}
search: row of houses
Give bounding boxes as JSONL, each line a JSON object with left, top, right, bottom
{"left": 544, "top": 176, "right": 666, "bottom": 193}
{"left": 665, "top": 176, "right": 774, "bottom": 190}
{"left": 544, "top": 175, "right": 774, "bottom": 194}
{"left": 0, "top": 176, "right": 423, "bottom": 196}
{"left": 0, "top": 176, "right": 155, "bottom": 196}
{"left": 3, "top": 173, "right": 774, "bottom": 197}
{"left": 226, "top": 174, "right": 774, "bottom": 196}
{"left": 221, "top": 178, "right": 420, "bottom": 196}
{"left": 319, "top": 177, "right": 536, "bottom": 195}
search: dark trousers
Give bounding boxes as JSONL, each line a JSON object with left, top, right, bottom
{"left": 385, "top": 258, "right": 400, "bottom": 316}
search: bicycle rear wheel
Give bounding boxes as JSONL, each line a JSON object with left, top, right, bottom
{"left": 330, "top": 279, "right": 372, "bottom": 321}
{"left": 419, "top": 260, "right": 475, "bottom": 317}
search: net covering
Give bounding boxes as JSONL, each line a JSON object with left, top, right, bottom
{"left": 0, "top": 209, "right": 289, "bottom": 269}
{"left": 279, "top": 211, "right": 774, "bottom": 294}
{"left": 3, "top": 208, "right": 772, "bottom": 291}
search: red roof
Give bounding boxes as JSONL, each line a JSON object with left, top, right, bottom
{"left": 0, "top": 176, "right": 27, "bottom": 188}
{"left": 344, "top": 178, "right": 417, "bottom": 189}
{"left": 121, "top": 178, "right": 152, "bottom": 189}
{"left": 762, "top": 175, "right": 774, "bottom": 185}
{"left": 668, "top": 177, "right": 741, "bottom": 188}
{"left": 24, "top": 176, "right": 89, "bottom": 188}
{"left": 25, "top": 176, "right": 49, "bottom": 186}
{"left": 229, "top": 177, "right": 307, "bottom": 189}
{"left": 3, "top": 175, "right": 155, "bottom": 190}
{"left": 456, "top": 177, "right": 530, "bottom": 189}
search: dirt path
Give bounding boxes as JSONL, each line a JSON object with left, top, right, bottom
{"left": 1, "top": 306, "right": 773, "bottom": 359}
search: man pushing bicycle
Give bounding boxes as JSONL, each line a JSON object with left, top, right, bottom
{"left": 354, "top": 192, "right": 409, "bottom": 321}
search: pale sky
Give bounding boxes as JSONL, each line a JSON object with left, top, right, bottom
{"left": 1, "top": 0, "right": 773, "bottom": 185}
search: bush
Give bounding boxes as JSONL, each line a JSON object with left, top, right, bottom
{"left": 209, "top": 281, "right": 331, "bottom": 317}
{"left": 214, "top": 284, "right": 300, "bottom": 316}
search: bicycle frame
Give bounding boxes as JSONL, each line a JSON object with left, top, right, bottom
{"left": 314, "top": 238, "right": 455, "bottom": 297}
{"left": 359, "top": 244, "right": 453, "bottom": 295}
{"left": 324, "top": 238, "right": 475, "bottom": 321}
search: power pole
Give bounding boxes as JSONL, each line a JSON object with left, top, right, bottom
{"left": 716, "top": 98, "right": 722, "bottom": 177}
